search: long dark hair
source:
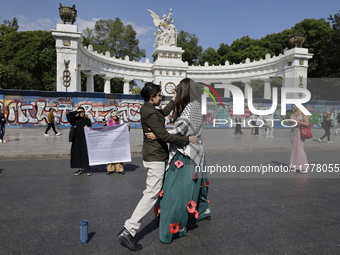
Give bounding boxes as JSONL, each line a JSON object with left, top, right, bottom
{"left": 172, "top": 78, "right": 201, "bottom": 123}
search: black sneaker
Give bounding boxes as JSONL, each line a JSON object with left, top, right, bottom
{"left": 74, "top": 170, "right": 83, "bottom": 176}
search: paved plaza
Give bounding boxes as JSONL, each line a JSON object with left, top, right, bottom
{"left": 1, "top": 150, "right": 340, "bottom": 254}
{"left": 1, "top": 127, "right": 340, "bottom": 254}
{"left": 0, "top": 127, "right": 339, "bottom": 160}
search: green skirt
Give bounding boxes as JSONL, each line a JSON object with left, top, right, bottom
{"left": 158, "top": 152, "right": 211, "bottom": 243}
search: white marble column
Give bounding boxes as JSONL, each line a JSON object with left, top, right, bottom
{"left": 263, "top": 78, "right": 271, "bottom": 99}
{"left": 77, "top": 66, "right": 82, "bottom": 92}
{"left": 243, "top": 80, "right": 252, "bottom": 99}
{"left": 84, "top": 71, "right": 95, "bottom": 92}
{"left": 123, "top": 78, "right": 132, "bottom": 94}
{"left": 102, "top": 75, "right": 112, "bottom": 94}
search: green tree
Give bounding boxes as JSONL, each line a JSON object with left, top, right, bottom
{"left": 177, "top": 30, "right": 203, "bottom": 66}
{"left": 82, "top": 18, "right": 146, "bottom": 93}
{"left": 0, "top": 20, "right": 56, "bottom": 90}
{"left": 327, "top": 10, "right": 340, "bottom": 78}
{"left": 198, "top": 47, "right": 221, "bottom": 66}
{"left": 2, "top": 17, "right": 19, "bottom": 31}
{"left": 292, "top": 18, "right": 333, "bottom": 78}
{"left": 130, "top": 86, "right": 141, "bottom": 95}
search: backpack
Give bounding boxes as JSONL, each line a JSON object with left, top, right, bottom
{"left": 321, "top": 118, "right": 326, "bottom": 127}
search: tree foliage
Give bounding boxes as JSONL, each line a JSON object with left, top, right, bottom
{"left": 177, "top": 30, "right": 203, "bottom": 66}
{"left": 0, "top": 20, "right": 56, "bottom": 90}
{"left": 82, "top": 18, "right": 145, "bottom": 92}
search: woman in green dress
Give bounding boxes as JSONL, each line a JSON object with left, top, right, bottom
{"left": 146, "top": 78, "right": 211, "bottom": 243}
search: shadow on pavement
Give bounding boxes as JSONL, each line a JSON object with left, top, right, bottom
{"left": 135, "top": 218, "right": 159, "bottom": 242}
{"left": 88, "top": 232, "right": 96, "bottom": 242}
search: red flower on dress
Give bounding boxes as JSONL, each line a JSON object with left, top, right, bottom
{"left": 186, "top": 200, "right": 197, "bottom": 213}
{"left": 174, "top": 160, "right": 184, "bottom": 168}
{"left": 189, "top": 210, "right": 199, "bottom": 219}
{"left": 208, "top": 200, "right": 211, "bottom": 206}
{"left": 193, "top": 172, "right": 199, "bottom": 180}
{"left": 159, "top": 189, "right": 164, "bottom": 197}
{"left": 154, "top": 205, "right": 160, "bottom": 217}
{"left": 200, "top": 182, "right": 203, "bottom": 188}
{"left": 206, "top": 181, "right": 210, "bottom": 188}
{"left": 169, "top": 223, "right": 180, "bottom": 234}
{"left": 194, "top": 210, "right": 199, "bottom": 219}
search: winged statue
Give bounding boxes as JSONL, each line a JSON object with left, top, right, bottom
{"left": 148, "top": 8, "right": 177, "bottom": 47}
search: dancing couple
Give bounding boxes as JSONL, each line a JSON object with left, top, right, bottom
{"left": 117, "top": 78, "right": 211, "bottom": 251}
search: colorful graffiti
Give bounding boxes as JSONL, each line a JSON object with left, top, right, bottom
{"left": 0, "top": 96, "right": 172, "bottom": 128}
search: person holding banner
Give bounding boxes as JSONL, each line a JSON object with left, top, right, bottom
{"left": 66, "top": 107, "right": 92, "bottom": 176}
{"left": 105, "top": 110, "right": 131, "bottom": 175}
{"left": 117, "top": 82, "right": 198, "bottom": 251}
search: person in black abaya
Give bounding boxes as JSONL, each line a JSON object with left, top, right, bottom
{"left": 66, "top": 107, "right": 92, "bottom": 176}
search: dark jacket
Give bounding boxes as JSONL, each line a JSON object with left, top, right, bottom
{"left": 141, "top": 101, "right": 188, "bottom": 162}
{"left": 66, "top": 111, "right": 92, "bottom": 169}
{"left": 0, "top": 113, "right": 6, "bottom": 125}
{"left": 322, "top": 115, "right": 332, "bottom": 128}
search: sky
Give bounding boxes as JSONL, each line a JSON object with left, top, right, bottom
{"left": 2, "top": 0, "right": 339, "bottom": 62}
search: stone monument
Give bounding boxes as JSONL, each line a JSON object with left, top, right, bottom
{"left": 148, "top": 8, "right": 186, "bottom": 96}
{"left": 52, "top": 3, "right": 82, "bottom": 92}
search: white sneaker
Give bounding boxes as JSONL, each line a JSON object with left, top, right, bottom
{"left": 44, "top": 134, "right": 49, "bottom": 136}
{"left": 2, "top": 140, "right": 5, "bottom": 143}
{"left": 318, "top": 138, "right": 322, "bottom": 143}
{"left": 56, "top": 133, "right": 61, "bottom": 136}
{"left": 327, "top": 141, "right": 333, "bottom": 143}
{"left": 0, "top": 139, "right": 2, "bottom": 143}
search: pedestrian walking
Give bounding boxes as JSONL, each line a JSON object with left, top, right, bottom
{"left": 0, "top": 109, "right": 6, "bottom": 143}
{"left": 44, "top": 108, "right": 61, "bottom": 136}
{"left": 287, "top": 104, "right": 309, "bottom": 173}
{"left": 319, "top": 112, "right": 333, "bottom": 143}
{"left": 234, "top": 114, "right": 243, "bottom": 135}
{"left": 335, "top": 112, "right": 340, "bottom": 135}
{"left": 66, "top": 107, "right": 92, "bottom": 176}
{"left": 265, "top": 113, "right": 274, "bottom": 138}
{"left": 254, "top": 115, "right": 260, "bottom": 136}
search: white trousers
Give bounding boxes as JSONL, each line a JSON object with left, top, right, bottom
{"left": 124, "top": 161, "right": 165, "bottom": 236}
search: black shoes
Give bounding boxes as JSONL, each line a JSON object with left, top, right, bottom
{"left": 74, "top": 170, "right": 83, "bottom": 176}
{"left": 117, "top": 228, "right": 142, "bottom": 251}
{"left": 118, "top": 171, "right": 125, "bottom": 174}
{"left": 106, "top": 171, "right": 114, "bottom": 175}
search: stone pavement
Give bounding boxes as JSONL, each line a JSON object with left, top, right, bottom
{"left": 1, "top": 150, "right": 340, "bottom": 254}
{"left": 0, "top": 127, "right": 339, "bottom": 160}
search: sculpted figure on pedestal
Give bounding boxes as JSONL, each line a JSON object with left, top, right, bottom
{"left": 148, "top": 8, "right": 177, "bottom": 47}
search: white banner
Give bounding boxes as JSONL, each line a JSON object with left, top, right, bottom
{"left": 84, "top": 124, "right": 131, "bottom": 166}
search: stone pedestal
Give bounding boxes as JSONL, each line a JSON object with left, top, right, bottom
{"left": 282, "top": 48, "right": 312, "bottom": 99}
{"left": 51, "top": 24, "right": 82, "bottom": 92}
{"left": 152, "top": 46, "right": 187, "bottom": 96}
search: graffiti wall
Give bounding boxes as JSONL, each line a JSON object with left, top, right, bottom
{"left": 0, "top": 89, "right": 339, "bottom": 128}
{"left": 0, "top": 90, "right": 173, "bottom": 128}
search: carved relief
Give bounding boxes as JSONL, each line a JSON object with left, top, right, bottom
{"left": 63, "top": 60, "right": 71, "bottom": 90}
{"left": 63, "top": 40, "right": 71, "bottom": 47}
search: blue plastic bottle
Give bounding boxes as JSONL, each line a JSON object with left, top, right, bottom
{"left": 80, "top": 220, "right": 88, "bottom": 244}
